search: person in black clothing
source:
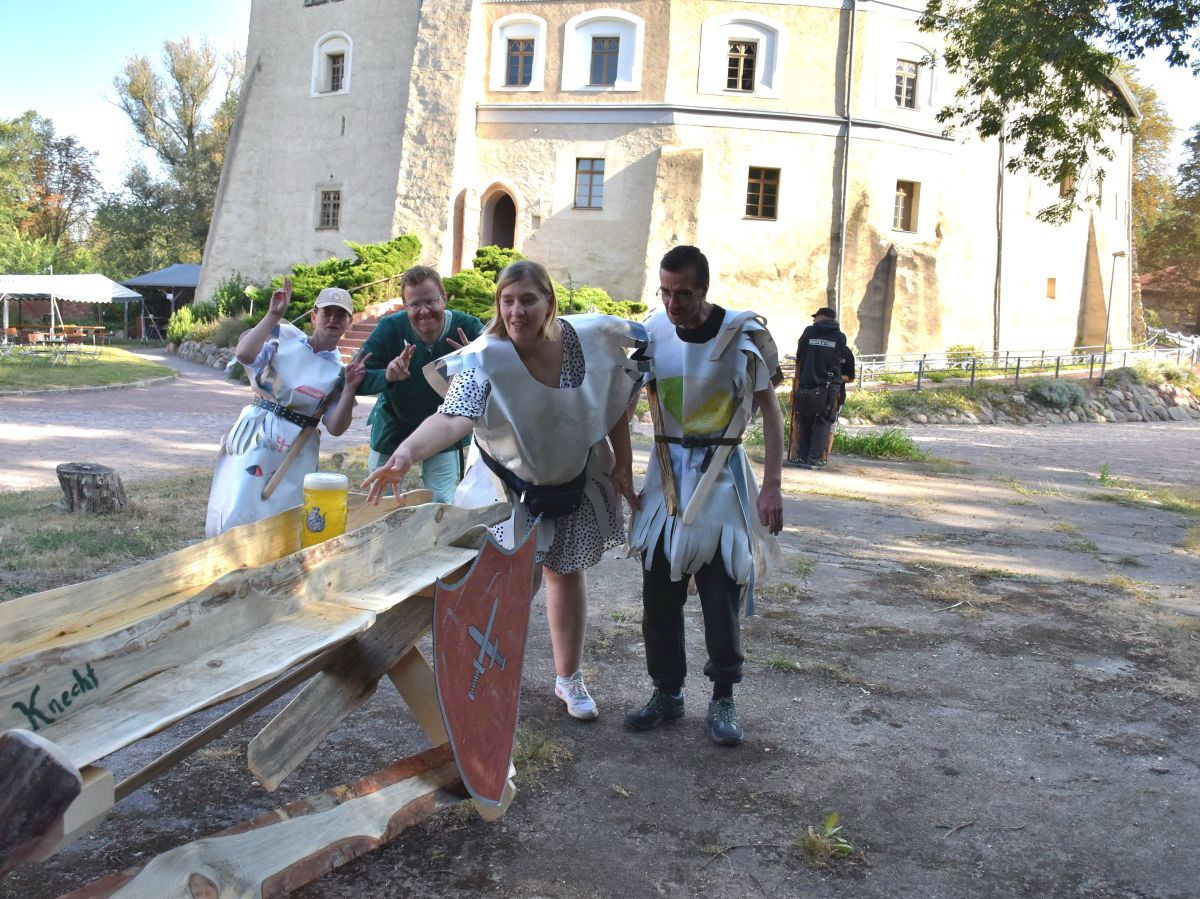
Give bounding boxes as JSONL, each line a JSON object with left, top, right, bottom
{"left": 787, "top": 306, "right": 855, "bottom": 469}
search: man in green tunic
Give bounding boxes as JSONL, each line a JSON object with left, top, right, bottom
{"left": 356, "top": 266, "right": 484, "bottom": 502}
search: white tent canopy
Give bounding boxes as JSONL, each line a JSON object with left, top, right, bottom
{"left": 0, "top": 274, "right": 142, "bottom": 334}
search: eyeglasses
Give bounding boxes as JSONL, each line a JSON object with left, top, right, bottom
{"left": 656, "top": 288, "right": 696, "bottom": 302}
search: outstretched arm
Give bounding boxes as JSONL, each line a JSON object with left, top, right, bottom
{"left": 235, "top": 278, "right": 291, "bottom": 365}
{"left": 362, "top": 412, "right": 473, "bottom": 503}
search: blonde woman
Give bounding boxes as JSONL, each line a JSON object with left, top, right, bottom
{"left": 363, "top": 260, "right": 643, "bottom": 720}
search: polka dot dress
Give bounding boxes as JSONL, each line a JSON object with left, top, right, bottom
{"left": 439, "top": 321, "right": 624, "bottom": 573}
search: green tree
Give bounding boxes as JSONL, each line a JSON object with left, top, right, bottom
{"left": 1119, "top": 64, "right": 1178, "bottom": 252}
{"left": 90, "top": 164, "right": 201, "bottom": 280}
{"left": 113, "top": 37, "right": 243, "bottom": 253}
{"left": 920, "top": 0, "right": 1200, "bottom": 222}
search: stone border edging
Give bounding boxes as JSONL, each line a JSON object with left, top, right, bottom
{"left": 0, "top": 372, "right": 179, "bottom": 397}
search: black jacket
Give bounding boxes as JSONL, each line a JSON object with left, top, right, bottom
{"left": 795, "top": 319, "right": 855, "bottom": 389}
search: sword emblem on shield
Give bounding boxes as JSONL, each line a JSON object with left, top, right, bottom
{"left": 433, "top": 525, "right": 538, "bottom": 806}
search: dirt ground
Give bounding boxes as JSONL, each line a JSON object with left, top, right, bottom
{"left": 3, "top": 416, "right": 1199, "bottom": 898}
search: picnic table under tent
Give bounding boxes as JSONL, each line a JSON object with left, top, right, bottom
{"left": 0, "top": 274, "right": 142, "bottom": 337}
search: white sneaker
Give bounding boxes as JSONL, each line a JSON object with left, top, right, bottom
{"left": 555, "top": 672, "right": 599, "bottom": 720}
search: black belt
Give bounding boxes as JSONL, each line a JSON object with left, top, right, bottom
{"left": 654, "top": 435, "right": 742, "bottom": 449}
{"left": 253, "top": 397, "right": 320, "bottom": 429}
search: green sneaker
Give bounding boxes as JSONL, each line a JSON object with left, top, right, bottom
{"left": 707, "top": 697, "right": 743, "bottom": 746}
{"left": 624, "top": 689, "right": 685, "bottom": 731}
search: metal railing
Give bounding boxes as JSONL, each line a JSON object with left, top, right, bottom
{"left": 780, "top": 337, "right": 1197, "bottom": 391}
{"left": 1147, "top": 326, "right": 1200, "bottom": 365}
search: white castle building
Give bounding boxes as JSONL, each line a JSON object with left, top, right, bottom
{"left": 199, "top": 0, "right": 1137, "bottom": 355}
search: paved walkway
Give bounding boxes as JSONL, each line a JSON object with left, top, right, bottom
{"left": 3, "top": 348, "right": 1197, "bottom": 492}
{"left": 0, "top": 347, "right": 375, "bottom": 491}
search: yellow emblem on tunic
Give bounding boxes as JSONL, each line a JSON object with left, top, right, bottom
{"left": 657, "top": 376, "right": 735, "bottom": 435}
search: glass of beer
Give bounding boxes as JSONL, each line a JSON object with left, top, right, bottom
{"left": 301, "top": 472, "right": 349, "bottom": 548}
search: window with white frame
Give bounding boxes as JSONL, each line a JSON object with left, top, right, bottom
{"left": 881, "top": 42, "right": 936, "bottom": 113}
{"left": 312, "top": 33, "right": 352, "bottom": 96}
{"left": 561, "top": 10, "right": 644, "bottom": 92}
{"left": 575, "top": 158, "right": 605, "bottom": 208}
{"left": 698, "top": 14, "right": 783, "bottom": 98}
{"left": 318, "top": 189, "right": 341, "bottom": 230}
{"left": 895, "top": 59, "right": 919, "bottom": 109}
{"left": 490, "top": 14, "right": 547, "bottom": 91}
{"left": 893, "top": 181, "right": 919, "bottom": 232}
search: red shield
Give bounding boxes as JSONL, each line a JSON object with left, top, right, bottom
{"left": 432, "top": 526, "right": 538, "bottom": 806}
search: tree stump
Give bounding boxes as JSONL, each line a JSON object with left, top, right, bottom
{"left": 56, "top": 463, "right": 129, "bottom": 515}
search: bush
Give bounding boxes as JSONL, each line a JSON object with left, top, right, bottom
{"left": 271, "top": 234, "right": 424, "bottom": 319}
{"left": 1027, "top": 378, "right": 1085, "bottom": 409}
{"left": 209, "top": 273, "right": 257, "bottom": 319}
{"left": 189, "top": 301, "right": 221, "bottom": 323}
{"left": 946, "top": 343, "right": 982, "bottom": 367}
{"left": 166, "top": 306, "right": 194, "bottom": 344}
{"left": 190, "top": 320, "right": 220, "bottom": 344}
{"left": 473, "top": 246, "right": 526, "bottom": 278}
{"left": 213, "top": 316, "right": 249, "bottom": 348}
{"left": 444, "top": 269, "right": 498, "bottom": 322}
{"left": 1145, "top": 308, "right": 1165, "bottom": 329}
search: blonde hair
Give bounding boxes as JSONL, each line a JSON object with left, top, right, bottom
{"left": 485, "top": 260, "right": 559, "bottom": 341}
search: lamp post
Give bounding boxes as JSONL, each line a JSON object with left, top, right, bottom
{"left": 1100, "top": 249, "right": 1127, "bottom": 382}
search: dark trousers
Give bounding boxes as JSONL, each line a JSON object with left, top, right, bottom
{"left": 641, "top": 538, "right": 744, "bottom": 694}
{"left": 791, "top": 384, "right": 835, "bottom": 464}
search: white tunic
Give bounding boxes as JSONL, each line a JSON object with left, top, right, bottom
{"left": 204, "top": 321, "right": 344, "bottom": 537}
{"left": 430, "top": 316, "right": 645, "bottom": 573}
{"left": 629, "top": 309, "right": 782, "bottom": 595}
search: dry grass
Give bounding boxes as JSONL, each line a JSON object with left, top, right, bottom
{"left": 512, "top": 724, "right": 573, "bottom": 788}
{"left": 0, "top": 471, "right": 212, "bottom": 600}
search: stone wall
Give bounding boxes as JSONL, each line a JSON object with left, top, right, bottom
{"left": 170, "top": 341, "right": 236, "bottom": 371}
{"left": 843, "top": 379, "right": 1200, "bottom": 427}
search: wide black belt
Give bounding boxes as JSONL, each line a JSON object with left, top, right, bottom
{"left": 253, "top": 397, "right": 320, "bottom": 429}
{"left": 653, "top": 435, "right": 742, "bottom": 449}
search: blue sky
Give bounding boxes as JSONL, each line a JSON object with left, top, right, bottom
{"left": 0, "top": 0, "right": 251, "bottom": 190}
{"left": 0, "top": 1, "right": 1196, "bottom": 192}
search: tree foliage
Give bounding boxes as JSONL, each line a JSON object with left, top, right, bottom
{"left": 112, "top": 37, "right": 243, "bottom": 255}
{"left": 921, "top": 0, "right": 1200, "bottom": 222}
{"left": 1119, "top": 63, "right": 1178, "bottom": 251}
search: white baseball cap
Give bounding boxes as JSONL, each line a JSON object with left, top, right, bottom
{"left": 314, "top": 287, "right": 354, "bottom": 315}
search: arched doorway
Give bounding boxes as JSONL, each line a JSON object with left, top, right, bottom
{"left": 482, "top": 191, "right": 517, "bottom": 249}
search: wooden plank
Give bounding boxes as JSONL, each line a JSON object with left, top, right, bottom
{"left": 247, "top": 596, "right": 435, "bottom": 792}
{"left": 0, "top": 506, "right": 303, "bottom": 661}
{"left": 29, "top": 766, "right": 113, "bottom": 863}
{"left": 113, "top": 645, "right": 345, "bottom": 803}
{"left": 1, "top": 502, "right": 508, "bottom": 752}
{"left": 46, "top": 604, "right": 373, "bottom": 768}
{"left": 0, "top": 729, "right": 82, "bottom": 877}
{"left": 60, "top": 745, "right": 463, "bottom": 899}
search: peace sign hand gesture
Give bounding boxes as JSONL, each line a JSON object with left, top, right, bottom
{"left": 385, "top": 342, "right": 417, "bottom": 382}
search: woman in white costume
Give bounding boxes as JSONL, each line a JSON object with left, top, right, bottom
{"left": 362, "top": 260, "right": 644, "bottom": 721}
{"left": 205, "top": 282, "right": 367, "bottom": 537}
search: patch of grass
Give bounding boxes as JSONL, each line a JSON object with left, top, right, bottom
{"left": 908, "top": 562, "right": 995, "bottom": 616}
{"left": 833, "top": 428, "right": 929, "bottom": 461}
{"left": 995, "top": 475, "right": 1066, "bottom": 497}
{"left": 767, "top": 657, "right": 803, "bottom": 673}
{"left": 0, "top": 472, "right": 212, "bottom": 598}
{"left": 1069, "top": 536, "right": 1100, "bottom": 553}
{"left": 794, "top": 556, "right": 816, "bottom": 579}
{"left": 757, "top": 580, "right": 805, "bottom": 602}
{"left": 1052, "top": 522, "right": 1080, "bottom": 535}
{"left": 1088, "top": 483, "right": 1200, "bottom": 517}
{"left": 610, "top": 609, "right": 638, "bottom": 624}
{"left": 0, "top": 346, "right": 175, "bottom": 391}
{"left": 842, "top": 385, "right": 992, "bottom": 422}
{"left": 1183, "top": 528, "right": 1200, "bottom": 554}
{"left": 1113, "top": 555, "right": 1145, "bottom": 567}
{"left": 798, "top": 812, "right": 858, "bottom": 868}
{"left": 512, "top": 724, "right": 572, "bottom": 788}
{"left": 786, "top": 486, "right": 876, "bottom": 503}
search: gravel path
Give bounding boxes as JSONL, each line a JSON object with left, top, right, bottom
{"left": 0, "top": 347, "right": 376, "bottom": 491}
